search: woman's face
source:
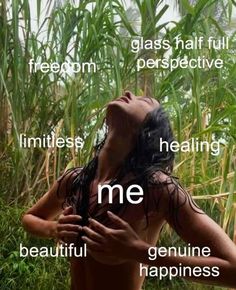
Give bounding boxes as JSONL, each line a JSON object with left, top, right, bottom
{"left": 106, "top": 92, "right": 159, "bottom": 130}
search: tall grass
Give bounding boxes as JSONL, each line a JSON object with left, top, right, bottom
{"left": 0, "top": 0, "right": 236, "bottom": 289}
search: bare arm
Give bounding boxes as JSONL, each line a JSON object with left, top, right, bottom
{"left": 135, "top": 187, "right": 236, "bottom": 287}
{"left": 82, "top": 183, "right": 236, "bottom": 288}
{"left": 22, "top": 168, "right": 81, "bottom": 240}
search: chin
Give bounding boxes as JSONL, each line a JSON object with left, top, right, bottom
{"left": 106, "top": 100, "right": 127, "bottom": 116}
{"left": 108, "top": 99, "right": 126, "bottom": 107}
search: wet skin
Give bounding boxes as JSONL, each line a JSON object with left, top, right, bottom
{"left": 22, "top": 92, "right": 236, "bottom": 289}
{"left": 69, "top": 93, "right": 161, "bottom": 290}
{"left": 22, "top": 92, "right": 162, "bottom": 290}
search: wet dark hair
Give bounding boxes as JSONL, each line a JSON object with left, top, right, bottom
{"left": 57, "top": 104, "right": 202, "bottom": 234}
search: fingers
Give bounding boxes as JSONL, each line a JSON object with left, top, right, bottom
{"left": 57, "top": 224, "right": 81, "bottom": 232}
{"left": 63, "top": 206, "right": 73, "bottom": 215}
{"left": 57, "top": 230, "right": 79, "bottom": 239}
{"left": 58, "top": 214, "right": 82, "bottom": 224}
{"left": 81, "top": 236, "right": 104, "bottom": 252}
{"left": 57, "top": 223, "right": 81, "bottom": 244}
{"left": 89, "top": 218, "right": 110, "bottom": 235}
{"left": 107, "top": 211, "right": 128, "bottom": 228}
{"left": 57, "top": 210, "right": 82, "bottom": 243}
{"left": 83, "top": 226, "right": 105, "bottom": 243}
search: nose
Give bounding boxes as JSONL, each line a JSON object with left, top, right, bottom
{"left": 124, "top": 91, "right": 135, "bottom": 100}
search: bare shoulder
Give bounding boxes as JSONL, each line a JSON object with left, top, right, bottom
{"left": 24, "top": 166, "right": 83, "bottom": 220}
{"left": 147, "top": 171, "right": 236, "bottom": 261}
{"left": 147, "top": 170, "right": 180, "bottom": 200}
{"left": 56, "top": 166, "right": 83, "bottom": 199}
{"left": 148, "top": 170, "right": 203, "bottom": 223}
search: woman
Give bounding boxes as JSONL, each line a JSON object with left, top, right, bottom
{"left": 22, "top": 91, "right": 236, "bottom": 290}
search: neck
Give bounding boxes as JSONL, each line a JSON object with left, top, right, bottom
{"left": 96, "top": 131, "right": 134, "bottom": 183}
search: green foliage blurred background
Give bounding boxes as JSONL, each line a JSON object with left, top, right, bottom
{"left": 0, "top": 0, "right": 236, "bottom": 289}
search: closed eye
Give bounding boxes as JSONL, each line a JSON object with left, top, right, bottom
{"left": 138, "top": 97, "right": 154, "bottom": 104}
{"left": 145, "top": 97, "right": 154, "bottom": 104}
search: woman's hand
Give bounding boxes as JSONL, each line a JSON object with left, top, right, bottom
{"left": 56, "top": 206, "right": 82, "bottom": 244}
{"left": 82, "top": 211, "right": 148, "bottom": 260}
{"left": 22, "top": 169, "right": 82, "bottom": 239}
